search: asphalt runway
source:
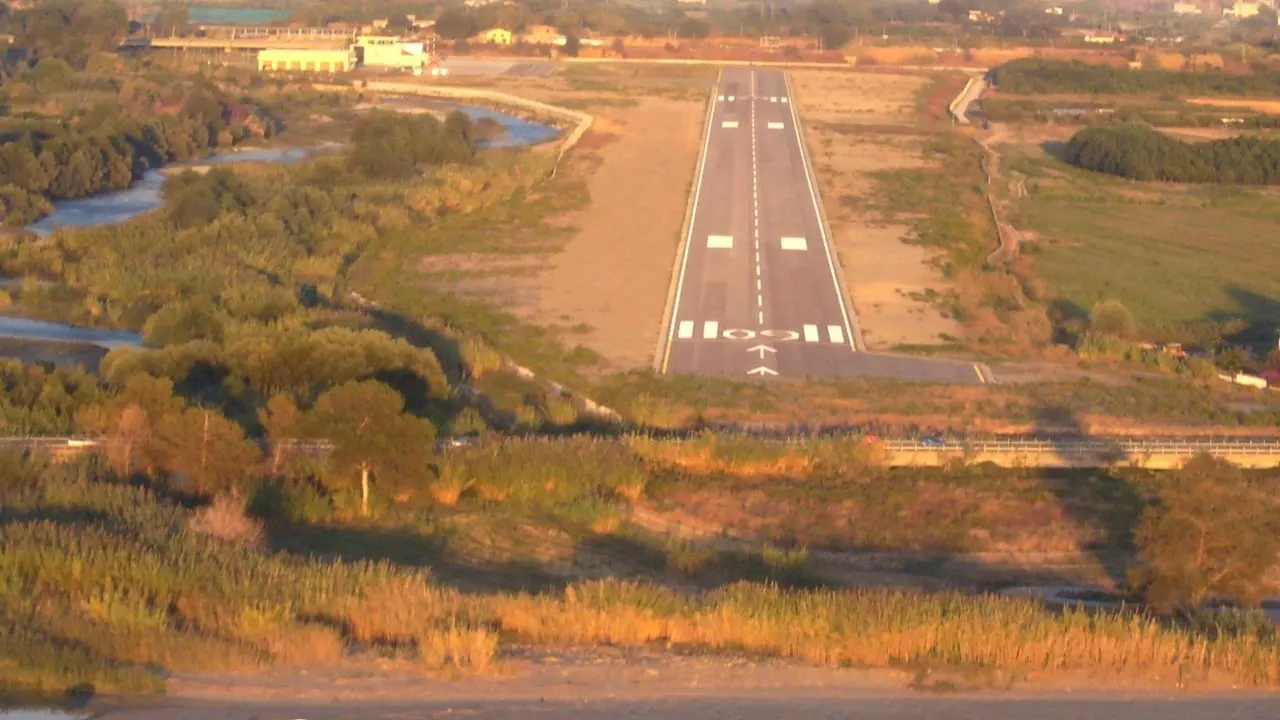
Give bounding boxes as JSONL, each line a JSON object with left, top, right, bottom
{"left": 96, "top": 695, "right": 1280, "bottom": 720}
{"left": 660, "top": 68, "right": 989, "bottom": 384}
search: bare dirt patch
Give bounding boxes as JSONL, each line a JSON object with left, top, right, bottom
{"left": 792, "top": 70, "right": 961, "bottom": 348}
{"left": 534, "top": 95, "right": 706, "bottom": 370}
{"left": 1187, "top": 96, "right": 1280, "bottom": 114}
{"left": 790, "top": 69, "right": 928, "bottom": 125}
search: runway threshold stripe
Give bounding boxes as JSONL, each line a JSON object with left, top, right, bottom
{"left": 722, "top": 121, "right": 739, "bottom": 129}
{"left": 827, "top": 325, "right": 845, "bottom": 344}
{"left": 767, "top": 122, "right": 785, "bottom": 130}
{"left": 707, "top": 235, "right": 734, "bottom": 248}
{"left": 677, "top": 321, "right": 694, "bottom": 339}
{"left": 703, "top": 321, "right": 719, "bottom": 340}
{"left": 780, "top": 236, "right": 807, "bottom": 251}
{"left": 803, "top": 325, "right": 819, "bottom": 343}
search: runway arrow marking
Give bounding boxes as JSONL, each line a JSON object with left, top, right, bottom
{"left": 746, "top": 344, "right": 776, "bottom": 359}
{"left": 747, "top": 366, "right": 778, "bottom": 376}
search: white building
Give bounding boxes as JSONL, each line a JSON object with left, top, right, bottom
{"left": 354, "top": 35, "right": 428, "bottom": 71}
{"left": 1173, "top": 1, "right": 1203, "bottom": 13}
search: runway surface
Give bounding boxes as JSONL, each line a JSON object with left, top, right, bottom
{"left": 660, "top": 68, "right": 989, "bottom": 384}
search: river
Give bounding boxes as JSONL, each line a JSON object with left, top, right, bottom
{"left": 1, "top": 106, "right": 558, "bottom": 356}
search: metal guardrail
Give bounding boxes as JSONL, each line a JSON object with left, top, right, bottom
{"left": 7, "top": 436, "right": 1280, "bottom": 456}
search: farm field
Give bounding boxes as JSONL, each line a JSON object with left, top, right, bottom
{"left": 998, "top": 137, "right": 1280, "bottom": 343}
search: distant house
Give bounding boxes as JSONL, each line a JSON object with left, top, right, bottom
{"left": 1225, "top": 1, "right": 1260, "bottom": 16}
{"left": 1045, "top": 6, "right": 1064, "bottom": 14}
{"left": 1084, "top": 33, "right": 1124, "bottom": 43}
{"left": 1173, "top": 1, "right": 1203, "bottom": 13}
{"left": 474, "top": 27, "right": 513, "bottom": 45}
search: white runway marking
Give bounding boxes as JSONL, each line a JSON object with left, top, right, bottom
{"left": 721, "top": 120, "right": 738, "bottom": 129}
{"left": 780, "top": 236, "right": 808, "bottom": 251}
{"left": 703, "top": 321, "right": 719, "bottom": 340}
{"left": 828, "top": 325, "right": 845, "bottom": 344}
{"left": 749, "top": 70, "right": 765, "bottom": 325}
{"left": 707, "top": 234, "right": 733, "bottom": 248}
{"left": 803, "top": 324, "right": 820, "bottom": 343}
{"left": 767, "top": 122, "right": 785, "bottom": 130}
{"left": 781, "top": 97, "right": 789, "bottom": 103}
{"left": 770, "top": 96, "right": 778, "bottom": 102}
{"left": 728, "top": 95, "right": 736, "bottom": 101}
{"left": 677, "top": 321, "right": 694, "bottom": 339}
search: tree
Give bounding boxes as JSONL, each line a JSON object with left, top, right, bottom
{"left": 1267, "top": 347, "right": 1280, "bottom": 373}
{"left": 563, "top": 33, "right": 581, "bottom": 57}
{"left": 610, "top": 37, "right": 625, "bottom": 57}
{"left": 817, "top": 23, "right": 852, "bottom": 50}
{"left": 304, "top": 381, "right": 435, "bottom": 516}
{"left": 258, "top": 394, "right": 299, "bottom": 474}
{"left": 1128, "top": 454, "right": 1280, "bottom": 611}
{"left": 1089, "top": 299, "right": 1136, "bottom": 339}
{"left": 153, "top": 407, "right": 261, "bottom": 494}
{"left": 435, "top": 8, "right": 477, "bottom": 40}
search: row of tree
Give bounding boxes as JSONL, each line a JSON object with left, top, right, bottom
{"left": 1064, "top": 124, "right": 1280, "bottom": 184}
{"left": 992, "top": 59, "right": 1280, "bottom": 97}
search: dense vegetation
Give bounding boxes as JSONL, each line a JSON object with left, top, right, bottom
{"left": 992, "top": 58, "right": 1280, "bottom": 96}
{"left": 0, "top": 1, "right": 277, "bottom": 225}
{"left": 1064, "top": 124, "right": 1280, "bottom": 184}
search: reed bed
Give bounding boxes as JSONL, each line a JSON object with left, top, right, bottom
{"left": 494, "top": 580, "right": 1280, "bottom": 686}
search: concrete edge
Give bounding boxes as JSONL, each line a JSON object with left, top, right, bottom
{"left": 652, "top": 70, "right": 721, "bottom": 373}
{"left": 782, "top": 70, "right": 867, "bottom": 353}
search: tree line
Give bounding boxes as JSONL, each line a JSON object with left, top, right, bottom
{"left": 992, "top": 59, "right": 1280, "bottom": 97}
{"left": 1064, "top": 124, "right": 1280, "bottom": 184}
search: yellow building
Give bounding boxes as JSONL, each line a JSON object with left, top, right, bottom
{"left": 258, "top": 47, "right": 357, "bottom": 73}
{"left": 474, "top": 27, "right": 513, "bottom": 45}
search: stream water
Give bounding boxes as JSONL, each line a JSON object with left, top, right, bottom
{"left": 3, "top": 106, "right": 558, "bottom": 352}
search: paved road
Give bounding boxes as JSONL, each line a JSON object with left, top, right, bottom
{"left": 97, "top": 695, "right": 1280, "bottom": 719}
{"left": 660, "top": 68, "right": 989, "bottom": 384}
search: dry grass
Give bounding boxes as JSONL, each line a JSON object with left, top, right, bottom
{"left": 1186, "top": 96, "right": 1280, "bottom": 114}
{"left": 790, "top": 69, "right": 928, "bottom": 125}
{"left": 493, "top": 580, "right": 1280, "bottom": 686}
{"left": 189, "top": 493, "right": 263, "bottom": 548}
{"left": 791, "top": 69, "right": 962, "bottom": 349}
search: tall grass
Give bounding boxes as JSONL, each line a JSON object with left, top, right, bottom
{"left": 494, "top": 580, "right": 1280, "bottom": 686}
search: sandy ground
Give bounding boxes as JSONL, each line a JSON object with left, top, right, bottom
{"left": 791, "top": 70, "right": 962, "bottom": 349}
{"left": 1187, "top": 96, "right": 1280, "bottom": 114}
{"left": 534, "top": 96, "right": 704, "bottom": 370}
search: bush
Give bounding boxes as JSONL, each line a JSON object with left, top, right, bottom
{"left": 1065, "top": 124, "right": 1280, "bottom": 184}
{"left": 1089, "top": 299, "right": 1136, "bottom": 339}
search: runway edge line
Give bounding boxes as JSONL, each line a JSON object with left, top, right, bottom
{"left": 781, "top": 71, "right": 866, "bottom": 353}
{"left": 655, "top": 68, "right": 722, "bottom": 373}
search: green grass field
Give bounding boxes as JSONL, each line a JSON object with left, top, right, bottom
{"left": 1006, "top": 145, "right": 1280, "bottom": 342}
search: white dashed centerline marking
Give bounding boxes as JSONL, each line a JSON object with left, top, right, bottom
{"left": 803, "top": 324, "right": 820, "bottom": 343}
{"left": 703, "top": 321, "right": 719, "bottom": 340}
{"left": 677, "top": 321, "right": 694, "bottom": 339}
{"left": 828, "top": 325, "right": 845, "bottom": 344}
{"left": 780, "top": 236, "right": 808, "bottom": 251}
{"left": 707, "top": 235, "right": 733, "bottom": 249}
{"left": 722, "top": 120, "right": 738, "bottom": 129}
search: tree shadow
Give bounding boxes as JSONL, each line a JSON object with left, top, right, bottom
{"left": 1210, "top": 286, "right": 1280, "bottom": 355}
{"left": 263, "top": 521, "right": 569, "bottom": 594}
{"left": 1040, "top": 140, "right": 1068, "bottom": 161}
{"left": 1031, "top": 404, "right": 1143, "bottom": 589}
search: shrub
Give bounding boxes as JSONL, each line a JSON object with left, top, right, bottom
{"left": 189, "top": 493, "right": 264, "bottom": 547}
